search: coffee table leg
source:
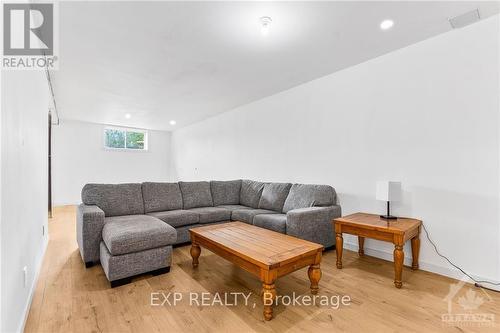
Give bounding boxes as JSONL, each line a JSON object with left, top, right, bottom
{"left": 336, "top": 233, "right": 343, "bottom": 269}
{"left": 393, "top": 244, "right": 404, "bottom": 288}
{"left": 190, "top": 243, "right": 201, "bottom": 268}
{"left": 262, "top": 276, "right": 276, "bottom": 321}
{"left": 358, "top": 236, "right": 365, "bottom": 256}
{"left": 308, "top": 264, "right": 321, "bottom": 295}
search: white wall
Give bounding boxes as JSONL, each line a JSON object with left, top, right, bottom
{"left": 1, "top": 64, "right": 3, "bottom": 333}
{"left": 171, "top": 16, "right": 500, "bottom": 284}
{"left": 1, "top": 70, "right": 49, "bottom": 332}
{"left": 52, "top": 119, "right": 171, "bottom": 205}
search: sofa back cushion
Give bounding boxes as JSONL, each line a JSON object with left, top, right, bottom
{"left": 240, "top": 180, "right": 265, "bottom": 208}
{"left": 210, "top": 180, "right": 242, "bottom": 206}
{"left": 142, "top": 182, "right": 183, "bottom": 213}
{"left": 179, "top": 181, "right": 214, "bottom": 209}
{"left": 282, "top": 184, "right": 336, "bottom": 213}
{"left": 81, "top": 183, "right": 144, "bottom": 217}
{"left": 258, "top": 182, "right": 292, "bottom": 212}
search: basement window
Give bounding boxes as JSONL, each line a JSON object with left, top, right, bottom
{"left": 104, "top": 127, "right": 148, "bottom": 151}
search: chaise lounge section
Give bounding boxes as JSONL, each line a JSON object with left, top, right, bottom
{"left": 77, "top": 183, "right": 177, "bottom": 287}
{"left": 76, "top": 179, "right": 341, "bottom": 286}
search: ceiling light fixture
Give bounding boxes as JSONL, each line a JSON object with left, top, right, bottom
{"left": 260, "top": 16, "right": 272, "bottom": 36}
{"left": 169, "top": 120, "right": 176, "bottom": 126}
{"left": 125, "top": 113, "right": 131, "bottom": 119}
{"left": 380, "top": 19, "right": 394, "bottom": 30}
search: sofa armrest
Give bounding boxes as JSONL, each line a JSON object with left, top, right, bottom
{"left": 286, "top": 205, "right": 341, "bottom": 248}
{"left": 77, "top": 204, "right": 105, "bottom": 264}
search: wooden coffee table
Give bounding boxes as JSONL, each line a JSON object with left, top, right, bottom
{"left": 189, "top": 222, "right": 323, "bottom": 320}
{"left": 333, "top": 213, "right": 421, "bottom": 288}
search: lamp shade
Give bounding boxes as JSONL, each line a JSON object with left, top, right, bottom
{"left": 376, "top": 181, "right": 401, "bottom": 202}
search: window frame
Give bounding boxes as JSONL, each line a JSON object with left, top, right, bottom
{"left": 103, "top": 126, "right": 149, "bottom": 152}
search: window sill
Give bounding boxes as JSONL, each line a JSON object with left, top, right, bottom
{"left": 103, "top": 147, "right": 149, "bottom": 153}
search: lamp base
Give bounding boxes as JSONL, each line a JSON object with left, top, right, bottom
{"left": 380, "top": 215, "right": 398, "bottom": 220}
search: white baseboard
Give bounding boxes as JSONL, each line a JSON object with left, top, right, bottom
{"left": 17, "top": 235, "right": 49, "bottom": 333}
{"left": 343, "top": 242, "right": 500, "bottom": 291}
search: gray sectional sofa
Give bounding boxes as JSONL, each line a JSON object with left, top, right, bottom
{"left": 77, "top": 179, "right": 341, "bottom": 287}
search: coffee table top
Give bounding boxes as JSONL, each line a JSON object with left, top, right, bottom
{"left": 189, "top": 222, "right": 323, "bottom": 269}
{"left": 334, "top": 213, "right": 422, "bottom": 234}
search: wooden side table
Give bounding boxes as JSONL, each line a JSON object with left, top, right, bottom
{"left": 333, "top": 213, "right": 421, "bottom": 288}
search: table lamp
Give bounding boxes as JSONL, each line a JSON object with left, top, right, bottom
{"left": 376, "top": 181, "right": 401, "bottom": 220}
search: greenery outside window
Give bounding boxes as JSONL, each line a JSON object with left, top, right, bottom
{"left": 104, "top": 127, "right": 148, "bottom": 151}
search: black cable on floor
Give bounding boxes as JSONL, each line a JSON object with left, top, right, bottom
{"left": 421, "top": 222, "right": 500, "bottom": 292}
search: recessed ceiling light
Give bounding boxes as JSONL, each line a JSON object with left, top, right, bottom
{"left": 260, "top": 16, "right": 272, "bottom": 36}
{"left": 380, "top": 19, "right": 394, "bottom": 30}
{"left": 169, "top": 120, "right": 176, "bottom": 126}
{"left": 125, "top": 113, "right": 131, "bottom": 119}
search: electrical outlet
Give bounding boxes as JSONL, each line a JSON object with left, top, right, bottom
{"left": 23, "top": 266, "right": 28, "bottom": 287}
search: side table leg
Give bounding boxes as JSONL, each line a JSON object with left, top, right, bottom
{"left": 358, "top": 236, "right": 365, "bottom": 256}
{"left": 393, "top": 244, "right": 404, "bottom": 288}
{"left": 336, "top": 233, "right": 343, "bottom": 269}
{"left": 411, "top": 236, "right": 420, "bottom": 270}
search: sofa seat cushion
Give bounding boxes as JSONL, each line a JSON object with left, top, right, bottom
{"left": 179, "top": 181, "right": 214, "bottom": 209}
{"left": 216, "top": 204, "right": 252, "bottom": 210}
{"left": 216, "top": 205, "right": 253, "bottom": 220}
{"left": 142, "top": 182, "right": 183, "bottom": 213}
{"left": 253, "top": 214, "right": 287, "bottom": 234}
{"left": 187, "top": 207, "right": 231, "bottom": 224}
{"left": 258, "top": 182, "right": 292, "bottom": 212}
{"left": 147, "top": 210, "right": 199, "bottom": 228}
{"left": 240, "top": 180, "right": 265, "bottom": 208}
{"left": 102, "top": 215, "right": 176, "bottom": 256}
{"left": 216, "top": 204, "right": 252, "bottom": 215}
{"left": 211, "top": 180, "right": 242, "bottom": 206}
{"left": 231, "top": 209, "right": 278, "bottom": 224}
{"left": 282, "top": 184, "right": 336, "bottom": 213}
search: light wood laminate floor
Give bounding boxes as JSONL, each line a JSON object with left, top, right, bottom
{"left": 25, "top": 206, "right": 500, "bottom": 332}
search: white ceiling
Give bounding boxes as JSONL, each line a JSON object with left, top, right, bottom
{"left": 53, "top": 1, "right": 500, "bottom": 131}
